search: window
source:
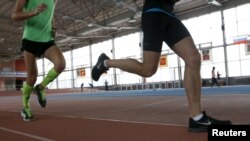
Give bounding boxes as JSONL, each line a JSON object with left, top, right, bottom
{"left": 182, "top": 12, "right": 222, "bottom": 46}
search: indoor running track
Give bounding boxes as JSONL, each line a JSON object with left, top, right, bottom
{"left": 0, "top": 85, "right": 250, "bottom": 141}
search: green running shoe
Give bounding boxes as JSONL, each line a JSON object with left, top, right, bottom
{"left": 34, "top": 85, "right": 47, "bottom": 108}
{"left": 21, "top": 108, "right": 35, "bottom": 121}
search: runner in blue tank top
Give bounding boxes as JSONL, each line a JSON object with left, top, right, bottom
{"left": 92, "top": 0, "right": 232, "bottom": 132}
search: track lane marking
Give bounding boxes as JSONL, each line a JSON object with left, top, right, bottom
{"left": 0, "top": 127, "right": 54, "bottom": 141}
{"left": 2, "top": 110, "right": 186, "bottom": 127}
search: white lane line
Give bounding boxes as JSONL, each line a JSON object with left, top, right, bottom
{"left": 2, "top": 110, "right": 186, "bottom": 127}
{"left": 34, "top": 112, "right": 186, "bottom": 127}
{"left": 0, "top": 127, "right": 54, "bottom": 141}
{"left": 86, "top": 117, "right": 186, "bottom": 127}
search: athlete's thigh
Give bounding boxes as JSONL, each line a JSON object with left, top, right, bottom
{"left": 162, "top": 16, "right": 198, "bottom": 61}
{"left": 143, "top": 51, "right": 161, "bottom": 71}
{"left": 171, "top": 36, "right": 200, "bottom": 63}
{"left": 141, "top": 12, "right": 164, "bottom": 69}
{"left": 163, "top": 17, "right": 191, "bottom": 48}
{"left": 43, "top": 45, "right": 65, "bottom": 65}
{"left": 24, "top": 51, "right": 38, "bottom": 76}
{"left": 142, "top": 12, "right": 164, "bottom": 52}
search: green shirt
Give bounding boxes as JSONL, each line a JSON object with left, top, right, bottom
{"left": 23, "top": 0, "right": 54, "bottom": 42}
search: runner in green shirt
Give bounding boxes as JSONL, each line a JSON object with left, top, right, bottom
{"left": 12, "top": 0, "right": 65, "bottom": 121}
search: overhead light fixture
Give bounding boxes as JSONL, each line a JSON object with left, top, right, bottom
{"left": 56, "top": 36, "right": 73, "bottom": 43}
{"left": 62, "top": 15, "right": 75, "bottom": 21}
{"left": 128, "top": 16, "right": 136, "bottom": 23}
{"left": 18, "top": 27, "right": 23, "bottom": 30}
{"left": 88, "top": 23, "right": 94, "bottom": 27}
{"left": 75, "top": 19, "right": 87, "bottom": 24}
{"left": 0, "top": 38, "right": 4, "bottom": 43}
{"left": 87, "top": 23, "right": 106, "bottom": 28}
{"left": 207, "top": 0, "right": 222, "bottom": 6}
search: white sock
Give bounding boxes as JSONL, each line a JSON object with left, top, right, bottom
{"left": 103, "top": 60, "right": 108, "bottom": 68}
{"left": 192, "top": 113, "right": 204, "bottom": 121}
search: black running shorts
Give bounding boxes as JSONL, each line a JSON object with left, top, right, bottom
{"left": 141, "top": 12, "right": 191, "bottom": 52}
{"left": 22, "top": 39, "right": 55, "bottom": 57}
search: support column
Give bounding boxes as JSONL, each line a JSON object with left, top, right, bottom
{"left": 89, "top": 42, "right": 93, "bottom": 85}
{"left": 112, "top": 36, "right": 117, "bottom": 85}
{"left": 139, "top": 30, "right": 145, "bottom": 88}
{"left": 221, "top": 9, "right": 229, "bottom": 85}
{"left": 42, "top": 58, "right": 45, "bottom": 77}
{"left": 70, "top": 49, "right": 75, "bottom": 88}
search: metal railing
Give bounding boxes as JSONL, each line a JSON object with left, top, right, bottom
{"left": 119, "top": 81, "right": 181, "bottom": 91}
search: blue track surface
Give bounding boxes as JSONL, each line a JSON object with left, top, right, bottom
{"left": 48, "top": 85, "right": 250, "bottom": 100}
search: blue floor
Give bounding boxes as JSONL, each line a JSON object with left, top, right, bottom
{"left": 48, "top": 85, "right": 250, "bottom": 100}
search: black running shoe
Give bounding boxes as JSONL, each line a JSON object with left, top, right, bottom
{"left": 21, "top": 108, "right": 35, "bottom": 121}
{"left": 34, "top": 85, "right": 47, "bottom": 108}
{"left": 92, "top": 53, "right": 110, "bottom": 81}
{"left": 189, "top": 111, "right": 231, "bottom": 132}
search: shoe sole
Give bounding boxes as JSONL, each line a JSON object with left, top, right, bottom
{"left": 92, "top": 54, "right": 110, "bottom": 81}
{"left": 36, "top": 100, "right": 46, "bottom": 108}
{"left": 21, "top": 112, "right": 35, "bottom": 121}
{"left": 92, "top": 66, "right": 100, "bottom": 81}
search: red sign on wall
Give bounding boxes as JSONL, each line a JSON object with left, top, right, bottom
{"left": 159, "top": 55, "right": 168, "bottom": 67}
{"left": 77, "top": 68, "right": 85, "bottom": 77}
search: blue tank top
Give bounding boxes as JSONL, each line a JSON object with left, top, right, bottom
{"left": 142, "top": 0, "right": 180, "bottom": 17}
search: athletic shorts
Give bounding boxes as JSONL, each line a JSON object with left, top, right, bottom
{"left": 141, "top": 12, "right": 191, "bottom": 52}
{"left": 22, "top": 39, "right": 55, "bottom": 57}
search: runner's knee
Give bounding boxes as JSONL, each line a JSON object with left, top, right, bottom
{"left": 54, "top": 61, "right": 65, "bottom": 73}
{"left": 186, "top": 53, "right": 201, "bottom": 68}
{"left": 26, "top": 75, "right": 37, "bottom": 85}
{"left": 141, "top": 67, "right": 157, "bottom": 77}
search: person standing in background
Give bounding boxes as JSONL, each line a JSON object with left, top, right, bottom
{"left": 81, "top": 83, "right": 84, "bottom": 92}
{"left": 217, "top": 71, "right": 221, "bottom": 80}
{"left": 211, "top": 67, "right": 219, "bottom": 87}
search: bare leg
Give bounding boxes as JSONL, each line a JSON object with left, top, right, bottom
{"left": 44, "top": 45, "right": 66, "bottom": 73}
{"left": 37, "top": 45, "right": 66, "bottom": 89}
{"left": 106, "top": 37, "right": 202, "bottom": 117}
{"left": 171, "top": 37, "right": 202, "bottom": 117}
{"left": 24, "top": 51, "right": 38, "bottom": 86}
{"left": 106, "top": 51, "right": 161, "bottom": 77}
